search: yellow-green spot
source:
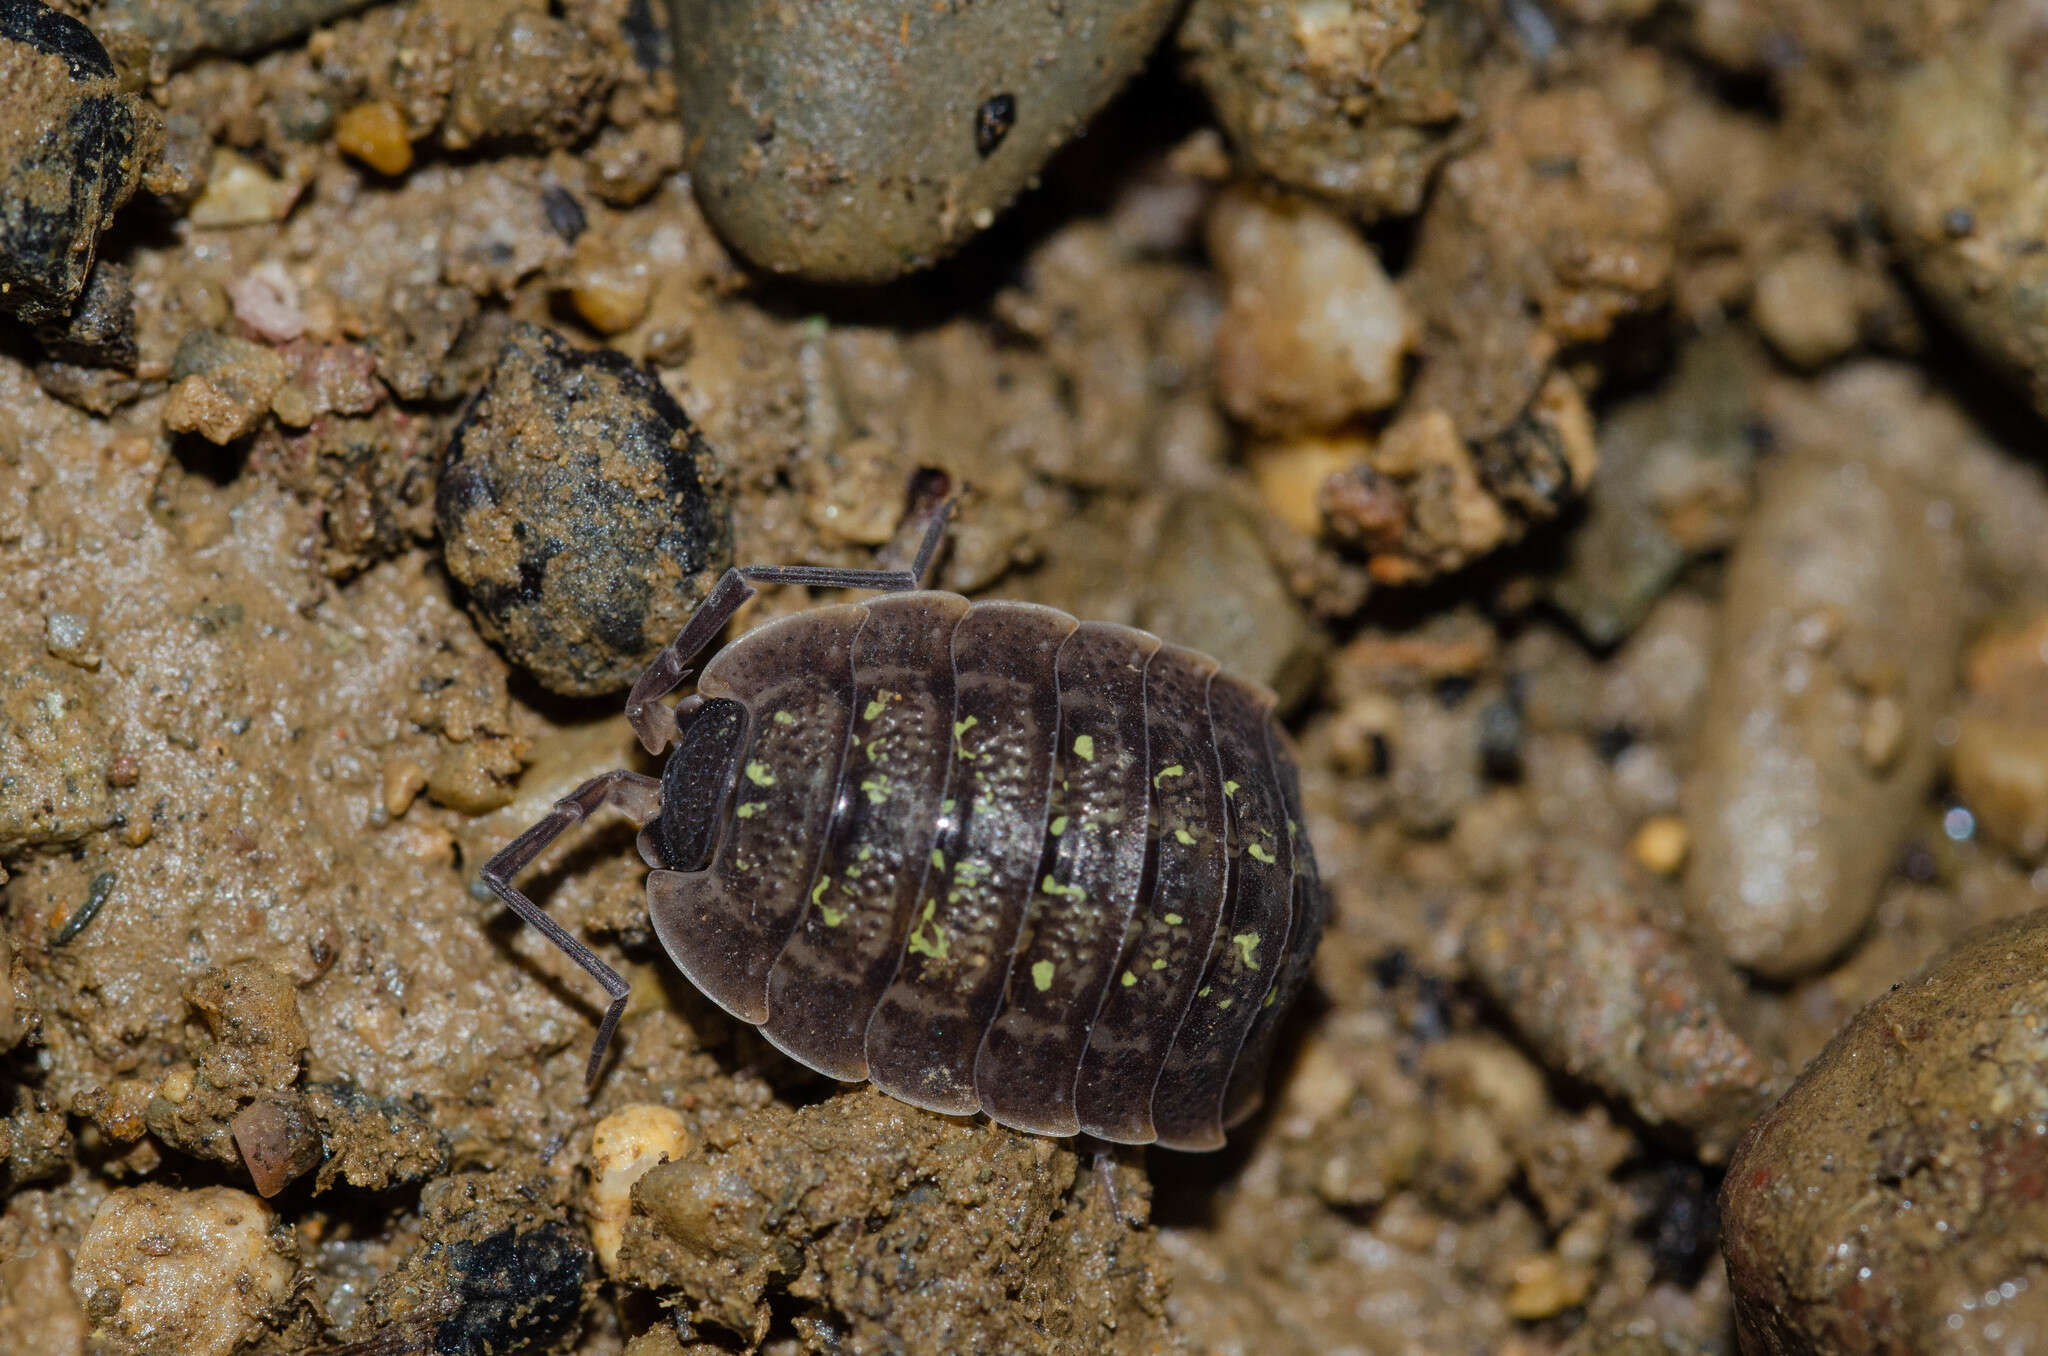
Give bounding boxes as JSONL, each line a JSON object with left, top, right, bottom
{"left": 1248, "top": 843, "right": 1276, "bottom": 864}
{"left": 1040, "top": 875, "right": 1084, "bottom": 902}
{"left": 736, "top": 801, "right": 765, "bottom": 819}
{"left": 864, "top": 698, "right": 886, "bottom": 721}
{"left": 860, "top": 777, "right": 891, "bottom": 805}
{"left": 820, "top": 905, "right": 846, "bottom": 927}
{"left": 1151, "top": 957, "right": 1168, "bottom": 970}
{"left": 954, "top": 715, "right": 979, "bottom": 737}
{"left": 1218, "top": 997, "right": 1234, "bottom": 1010}
{"left": 772, "top": 710, "right": 796, "bottom": 726}
{"left": 1287, "top": 818, "right": 1298, "bottom": 838}
{"left": 907, "top": 898, "right": 948, "bottom": 960}
{"left": 1232, "top": 932, "right": 1261, "bottom": 969}
{"left": 1049, "top": 815, "right": 1068, "bottom": 837}
{"left": 1173, "top": 828, "right": 1195, "bottom": 846}
{"left": 1198, "top": 985, "right": 1211, "bottom": 998}
{"left": 941, "top": 798, "right": 956, "bottom": 815}
{"left": 1031, "top": 960, "right": 1055, "bottom": 992}
{"left": 1153, "top": 764, "right": 1184, "bottom": 787}
{"left": 745, "top": 761, "right": 775, "bottom": 787}
{"left": 858, "top": 845, "right": 873, "bottom": 862}
{"left": 811, "top": 876, "right": 832, "bottom": 905}
{"left": 1264, "top": 987, "right": 1278, "bottom": 1008}
{"left": 1164, "top": 912, "right": 1184, "bottom": 926}
{"left": 865, "top": 739, "right": 882, "bottom": 762}
{"left": 1223, "top": 779, "right": 1240, "bottom": 797}
{"left": 1121, "top": 970, "right": 1137, "bottom": 988}
{"left": 930, "top": 848, "right": 945, "bottom": 870}
{"left": 1073, "top": 734, "right": 1095, "bottom": 762}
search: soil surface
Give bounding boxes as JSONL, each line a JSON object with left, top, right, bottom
{"left": 7, "top": 0, "right": 2048, "bottom": 1353}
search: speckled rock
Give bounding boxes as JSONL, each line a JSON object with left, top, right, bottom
{"left": 670, "top": 0, "right": 1181, "bottom": 282}
{"left": 71, "top": 1184, "right": 296, "bottom": 1356}
{"left": 1684, "top": 448, "right": 1964, "bottom": 978}
{"left": 1882, "top": 0, "right": 2048, "bottom": 424}
{"left": 437, "top": 322, "right": 732, "bottom": 697}
{"left": 1180, "top": 0, "right": 1491, "bottom": 221}
{"left": 0, "top": 0, "right": 155, "bottom": 326}
{"left": 1467, "top": 844, "right": 1785, "bottom": 1162}
{"left": 1722, "top": 910, "right": 2048, "bottom": 1353}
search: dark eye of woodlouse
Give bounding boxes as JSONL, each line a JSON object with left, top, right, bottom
{"left": 975, "top": 93, "right": 1016, "bottom": 157}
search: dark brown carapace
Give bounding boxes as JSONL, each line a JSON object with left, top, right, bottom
{"left": 482, "top": 509, "right": 1325, "bottom": 1151}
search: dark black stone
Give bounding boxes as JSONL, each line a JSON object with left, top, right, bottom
{"left": 0, "top": 0, "right": 144, "bottom": 326}
{"left": 431, "top": 1221, "right": 590, "bottom": 1356}
{"left": 34, "top": 258, "right": 135, "bottom": 368}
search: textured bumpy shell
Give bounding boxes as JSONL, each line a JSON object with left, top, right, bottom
{"left": 646, "top": 592, "right": 1326, "bottom": 1150}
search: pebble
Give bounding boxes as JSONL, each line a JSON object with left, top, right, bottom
{"left": 333, "top": 99, "right": 411, "bottom": 177}
{"left": 33, "top": 259, "right": 136, "bottom": 371}
{"left": 1722, "top": 909, "right": 2048, "bottom": 1353}
{"left": 230, "top": 1092, "right": 322, "bottom": 1198}
{"left": 674, "top": 0, "right": 1181, "bottom": 282}
{"left": 1629, "top": 815, "right": 1689, "bottom": 876}
{"left": 1206, "top": 184, "right": 1415, "bottom": 435}
{"left": 587, "top": 1103, "right": 692, "bottom": 1273}
{"left": 1685, "top": 450, "right": 1963, "bottom": 977}
{"left": 437, "top": 322, "right": 733, "bottom": 697}
{"left": 186, "top": 148, "right": 302, "bottom": 228}
{"left": 1881, "top": 7, "right": 2048, "bottom": 422}
{"left": 1134, "top": 489, "right": 1325, "bottom": 708}
{"left": 1467, "top": 844, "right": 1785, "bottom": 1162}
{"left": 1549, "top": 330, "right": 1761, "bottom": 646}
{"left": 71, "top": 1185, "right": 296, "bottom": 1356}
{"left": 0, "top": 0, "right": 154, "bottom": 326}
{"left": 1752, "top": 245, "right": 1862, "bottom": 369}
{"left": 90, "top": 0, "right": 373, "bottom": 76}
{"left": 1949, "top": 611, "right": 2048, "bottom": 860}
{"left": 1181, "top": 0, "right": 1487, "bottom": 221}
{"left": 343, "top": 1172, "right": 590, "bottom": 1355}
{"left": 1247, "top": 434, "right": 1364, "bottom": 537}
{"left": 161, "top": 329, "right": 288, "bottom": 445}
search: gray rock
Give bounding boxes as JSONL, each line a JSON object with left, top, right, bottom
{"left": 437, "top": 323, "right": 733, "bottom": 697}
{"left": 1135, "top": 490, "right": 1324, "bottom": 710}
{"left": 670, "top": 0, "right": 1180, "bottom": 282}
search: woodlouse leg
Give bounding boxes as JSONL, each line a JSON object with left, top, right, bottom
{"left": 479, "top": 770, "right": 662, "bottom": 1092}
{"left": 626, "top": 502, "right": 953, "bottom": 754}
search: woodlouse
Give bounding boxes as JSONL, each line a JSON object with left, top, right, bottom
{"left": 483, "top": 508, "right": 1326, "bottom": 1150}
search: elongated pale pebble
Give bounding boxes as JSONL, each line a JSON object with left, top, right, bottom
{"left": 1684, "top": 450, "right": 1962, "bottom": 977}
{"left": 586, "top": 1103, "right": 691, "bottom": 1272}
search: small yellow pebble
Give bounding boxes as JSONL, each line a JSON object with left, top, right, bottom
{"left": 334, "top": 100, "right": 413, "bottom": 177}
{"left": 1246, "top": 435, "right": 1365, "bottom": 538}
{"left": 381, "top": 759, "right": 428, "bottom": 819}
{"left": 1505, "top": 1252, "right": 1593, "bottom": 1320}
{"left": 566, "top": 238, "right": 651, "bottom": 336}
{"left": 1630, "top": 814, "right": 1690, "bottom": 876}
{"left": 586, "top": 1104, "right": 691, "bottom": 1273}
